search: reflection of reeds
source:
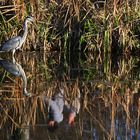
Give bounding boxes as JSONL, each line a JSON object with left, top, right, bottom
{"left": 1, "top": 79, "right": 139, "bottom": 139}
{"left": 0, "top": 51, "right": 139, "bottom": 139}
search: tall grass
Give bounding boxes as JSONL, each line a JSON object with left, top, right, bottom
{"left": 0, "top": 0, "right": 140, "bottom": 54}
{"left": 0, "top": 1, "right": 140, "bottom": 139}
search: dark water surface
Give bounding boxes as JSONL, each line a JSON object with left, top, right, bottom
{"left": 0, "top": 51, "right": 140, "bottom": 140}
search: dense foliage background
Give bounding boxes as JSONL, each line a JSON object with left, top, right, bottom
{"left": 0, "top": 0, "right": 140, "bottom": 54}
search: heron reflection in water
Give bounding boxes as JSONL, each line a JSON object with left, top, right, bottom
{"left": 0, "top": 58, "right": 30, "bottom": 96}
{"left": 0, "top": 16, "right": 34, "bottom": 57}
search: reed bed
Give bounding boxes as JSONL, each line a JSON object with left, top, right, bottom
{"left": 0, "top": 1, "right": 140, "bottom": 139}
{"left": 0, "top": 0, "right": 140, "bottom": 54}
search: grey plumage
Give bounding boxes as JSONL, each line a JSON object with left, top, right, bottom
{"left": 0, "top": 16, "right": 34, "bottom": 56}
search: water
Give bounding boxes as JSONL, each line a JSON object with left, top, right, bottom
{"left": 0, "top": 51, "right": 139, "bottom": 140}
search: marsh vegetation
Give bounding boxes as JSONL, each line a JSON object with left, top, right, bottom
{"left": 0, "top": 0, "right": 140, "bottom": 53}
{"left": 0, "top": 0, "right": 140, "bottom": 140}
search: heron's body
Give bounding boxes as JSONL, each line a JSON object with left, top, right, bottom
{"left": 0, "top": 58, "right": 30, "bottom": 96}
{"left": 1, "top": 36, "right": 21, "bottom": 52}
{"left": 0, "top": 16, "right": 33, "bottom": 56}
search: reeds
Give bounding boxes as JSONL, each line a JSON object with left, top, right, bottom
{"left": 0, "top": 0, "right": 140, "bottom": 54}
{"left": 0, "top": 1, "right": 140, "bottom": 139}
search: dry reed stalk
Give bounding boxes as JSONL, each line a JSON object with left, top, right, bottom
{"left": 38, "top": 97, "right": 46, "bottom": 119}
{"left": 78, "top": 112, "right": 83, "bottom": 136}
{"left": 13, "top": 0, "right": 21, "bottom": 21}
{"left": 125, "top": 88, "right": 131, "bottom": 139}
{"left": 2, "top": 7, "right": 16, "bottom": 15}
{"left": 82, "top": 82, "right": 89, "bottom": 110}
{"left": 0, "top": 103, "right": 20, "bottom": 128}
{"left": 64, "top": 3, "right": 71, "bottom": 27}
{"left": 21, "top": 1, "right": 25, "bottom": 19}
{"left": 125, "top": 0, "right": 129, "bottom": 16}
{"left": 28, "top": 97, "right": 38, "bottom": 125}
{"left": 86, "top": 105, "right": 110, "bottom": 139}
{"left": 109, "top": 86, "right": 116, "bottom": 139}
{"left": 73, "top": 0, "right": 80, "bottom": 22}
{"left": 29, "top": 0, "right": 35, "bottom": 16}
{"left": 0, "top": 5, "right": 19, "bottom": 23}
{"left": 113, "top": 0, "right": 117, "bottom": 16}
{"left": 25, "top": 0, "right": 36, "bottom": 49}
{"left": 136, "top": 98, "right": 140, "bottom": 139}
{"left": 14, "top": 0, "right": 26, "bottom": 20}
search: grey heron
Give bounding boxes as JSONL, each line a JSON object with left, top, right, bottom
{"left": 0, "top": 16, "right": 34, "bottom": 57}
{"left": 0, "top": 58, "right": 30, "bottom": 96}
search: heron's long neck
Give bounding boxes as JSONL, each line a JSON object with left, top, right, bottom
{"left": 21, "top": 20, "right": 28, "bottom": 44}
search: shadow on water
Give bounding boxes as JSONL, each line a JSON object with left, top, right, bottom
{"left": 0, "top": 51, "right": 140, "bottom": 140}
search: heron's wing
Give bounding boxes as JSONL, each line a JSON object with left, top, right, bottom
{"left": 1, "top": 36, "right": 21, "bottom": 51}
